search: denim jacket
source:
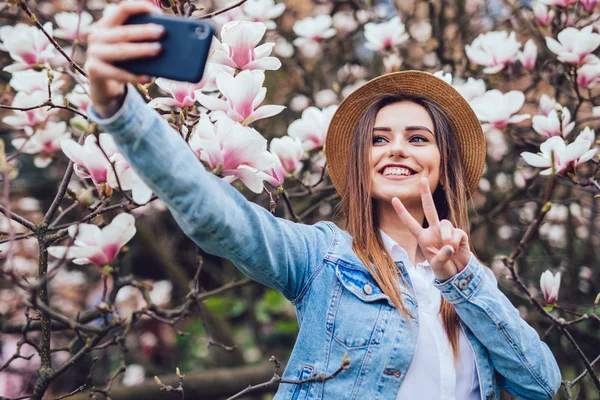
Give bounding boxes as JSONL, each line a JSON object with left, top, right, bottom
{"left": 89, "top": 86, "right": 561, "bottom": 400}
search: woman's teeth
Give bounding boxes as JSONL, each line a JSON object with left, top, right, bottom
{"left": 382, "top": 167, "right": 412, "bottom": 176}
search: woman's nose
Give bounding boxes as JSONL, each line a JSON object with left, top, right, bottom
{"left": 387, "top": 137, "right": 409, "bottom": 158}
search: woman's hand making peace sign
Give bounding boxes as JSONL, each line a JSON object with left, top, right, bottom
{"left": 391, "top": 178, "right": 471, "bottom": 282}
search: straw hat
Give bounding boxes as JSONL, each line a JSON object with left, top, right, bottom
{"left": 325, "top": 70, "right": 486, "bottom": 197}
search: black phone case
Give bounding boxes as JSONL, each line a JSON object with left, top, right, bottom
{"left": 115, "top": 14, "right": 214, "bottom": 83}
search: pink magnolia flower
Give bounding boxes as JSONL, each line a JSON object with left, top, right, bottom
{"left": 574, "top": 127, "right": 597, "bottom": 161}
{"left": 148, "top": 63, "right": 233, "bottom": 110}
{"left": 466, "top": 31, "right": 521, "bottom": 74}
{"left": 61, "top": 133, "right": 119, "bottom": 192}
{"left": 211, "top": 21, "right": 281, "bottom": 71}
{"left": 453, "top": 77, "right": 486, "bottom": 102}
{"left": 189, "top": 115, "right": 274, "bottom": 193}
{"left": 54, "top": 12, "right": 95, "bottom": 41}
{"left": 107, "top": 153, "right": 153, "bottom": 204}
{"left": 242, "top": 0, "right": 286, "bottom": 30}
{"left": 539, "top": 270, "right": 561, "bottom": 304}
{"left": 288, "top": 105, "right": 338, "bottom": 151}
{"left": 47, "top": 213, "right": 136, "bottom": 266}
{"left": 364, "top": 17, "right": 409, "bottom": 52}
{"left": 539, "top": 0, "right": 576, "bottom": 6}
{"left": 332, "top": 11, "right": 359, "bottom": 36}
{"left": 577, "top": 62, "right": 600, "bottom": 88}
{"left": 67, "top": 84, "right": 92, "bottom": 112}
{"left": 262, "top": 151, "right": 286, "bottom": 187}
{"left": 11, "top": 121, "right": 71, "bottom": 168}
{"left": 9, "top": 70, "right": 64, "bottom": 94}
{"left": 546, "top": 26, "right": 600, "bottom": 66}
{"left": 212, "top": 5, "right": 246, "bottom": 31}
{"left": 270, "top": 136, "right": 304, "bottom": 176}
{"left": 293, "top": 15, "right": 336, "bottom": 57}
{"left": 580, "top": 0, "right": 598, "bottom": 12}
{"left": 519, "top": 39, "right": 537, "bottom": 70}
{"left": 2, "top": 90, "right": 56, "bottom": 129}
{"left": 533, "top": 2, "right": 555, "bottom": 26}
{"left": 539, "top": 94, "right": 557, "bottom": 116}
{"left": 520, "top": 136, "right": 591, "bottom": 175}
{"left": 470, "top": 90, "right": 530, "bottom": 129}
{"left": 195, "top": 70, "right": 284, "bottom": 125}
{"left": 0, "top": 23, "right": 57, "bottom": 72}
{"left": 532, "top": 107, "right": 575, "bottom": 137}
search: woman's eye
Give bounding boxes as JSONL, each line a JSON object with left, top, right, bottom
{"left": 410, "top": 135, "right": 428, "bottom": 143}
{"left": 372, "top": 136, "right": 387, "bottom": 144}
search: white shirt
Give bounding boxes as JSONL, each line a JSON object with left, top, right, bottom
{"left": 379, "top": 231, "right": 481, "bottom": 400}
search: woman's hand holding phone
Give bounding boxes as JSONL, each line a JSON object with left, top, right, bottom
{"left": 86, "top": 1, "right": 164, "bottom": 118}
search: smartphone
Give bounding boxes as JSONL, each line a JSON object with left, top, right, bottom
{"left": 115, "top": 14, "right": 214, "bottom": 83}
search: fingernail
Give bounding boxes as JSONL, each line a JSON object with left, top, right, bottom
{"left": 150, "top": 42, "right": 161, "bottom": 51}
{"left": 445, "top": 247, "right": 453, "bottom": 256}
{"left": 152, "top": 25, "right": 165, "bottom": 35}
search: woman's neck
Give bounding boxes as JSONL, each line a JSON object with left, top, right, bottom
{"left": 377, "top": 199, "right": 426, "bottom": 267}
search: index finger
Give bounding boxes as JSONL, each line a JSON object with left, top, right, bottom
{"left": 420, "top": 177, "right": 440, "bottom": 227}
{"left": 391, "top": 197, "right": 424, "bottom": 238}
{"left": 97, "top": 1, "right": 162, "bottom": 28}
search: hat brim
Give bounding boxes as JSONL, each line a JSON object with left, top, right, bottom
{"left": 325, "top": 70, "right": 486, "bottom": 197}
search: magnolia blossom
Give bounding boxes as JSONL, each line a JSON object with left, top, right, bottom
{"left": 262, "top": 151, "right": 286, "bottom": 187}
{"left": 190, "top": 115, "right": 274, "bottom": 193}
{"left": 546, "top": 26, "right": 600, "bottom": 66}
{"left": 242, "top": 0, "right": 285, "bottom": 30}
{"left": 533, "top": 2, "right": 555, "bottom": 26}
{"left": 580, "top": 0, "right": 598, "bottom": 12}
{"left": 532, "top": 107, "right": 575, "bottom": 138}
{"left": 212, "top": 21, "right": 281, "bottom": 71}
{"left": 67, "top": 84, "right": 92, "bottom": 112}
{"left": 520, "top": 136, "right": 593, "bottom": 175}
{"left": 61, "top": 133, "right": 119, "bottom": 191}
{"left": 9, "top": 70, "right": 64, "bottom": 94}
{"left": 0, "top": 22, "right": 57, "bottom": 72}
{"left": 539, "top": 94, "right": 557, "bottom": 116}
{"left": 11, "top": 121, "right": 71, "bottom": 168}
{"left": 107, "top": 154, "right": 154, "bottom": 204}
{"left": 364, "top": 17, "right": 409, "bottom": 52}
{"left": 454, "top": 77, "right": 486, "bottom": 102}
{"left": 314, "top": 89, "right": 338, "bottom": 108}
{"left": 54, "top": 12, "right": 95, "bottom": 41}
{"left": 577, "top": 62, "right": 600, "bottom": 88}
{"left": 195, "top": 70, "right": 284, "bottom": 124}
{"left": 47, "top": 213, "right": 136, "bottom": 266}
{"left": 332, "top": 11, "right": 358, "bottom": 36}
{"left": 2, "top": 90, "right": 56, "bottom": 129}
{"left": 433, "top": 70, "right": 452, "bottom": 84}
{"left": 288, "top": 105, "right": 338, "bottom": 151}
{"left": 383, "top": 53, "right": 403, "bottom": 72}
{"left": 409, "top": 20, "right": 432, "bottom": 43}
{"left": 574, "top": 127, "right": 597, "bottom": 161}
{"left": 470, "top": 90, "right": 530, "bottom": 129}
{"left": 292, "top": 15, "right": 336, "bottom": 57}
{"left": 212, "top": 5, "right": 246, "bottom": 30}
{"left": 270, "top": 136, "right": 304, "bottom": 176}
{"left": 540, "top": 270, "right": 561, "bottom": 304}
{"left": 465, "top": 31, "right": 521, "bottom": 74}
{"left": 519, "top": 39, "right": 537, "bottom": 70}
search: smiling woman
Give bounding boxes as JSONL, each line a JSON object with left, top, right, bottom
{"left": 84, "top": 9, "right": 561, "bottom": 395}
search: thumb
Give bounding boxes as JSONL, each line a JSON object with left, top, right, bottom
{"left": 430, "top": 245, "right": 456, "bottom": 280}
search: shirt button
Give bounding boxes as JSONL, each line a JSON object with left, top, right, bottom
{"left": 363, "top": 283, "right": 373, "bottom": 295}
{"left": 457, "top": 278, "right": 469, "bottom": 291}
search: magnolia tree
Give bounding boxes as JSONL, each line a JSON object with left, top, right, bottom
{"left": 1, "top": 0, "right": 600, "bottom": 398}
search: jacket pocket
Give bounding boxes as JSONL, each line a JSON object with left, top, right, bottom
{"left": 289, "top": 364, "right": 314, "bottom": 400}
{"left": 326, "top": 262, "right": 394, "bottom": 349}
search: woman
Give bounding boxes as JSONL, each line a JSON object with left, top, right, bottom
{"left": 86, "top": 3, "right": 561, "bottom": 399}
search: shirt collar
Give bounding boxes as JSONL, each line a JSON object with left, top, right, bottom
{"left": 380, "top": 230, "right": 409, "bottom": 263}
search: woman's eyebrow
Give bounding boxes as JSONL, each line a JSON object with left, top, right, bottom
{"left": 372, "top": 125, "right": 434, "bottom": 135}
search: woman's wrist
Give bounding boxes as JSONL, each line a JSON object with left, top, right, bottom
{"left": 94, "top": 85, "right": 127, "bottom": 119}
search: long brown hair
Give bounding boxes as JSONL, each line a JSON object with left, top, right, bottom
{"left": 342, "top": 94, "right": 472, "bottom": 357}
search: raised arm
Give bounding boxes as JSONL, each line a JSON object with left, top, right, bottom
{"left": 85, "top": 2, "right": 333, "bottom": 301}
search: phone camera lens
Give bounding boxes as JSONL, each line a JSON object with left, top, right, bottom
{"left": 195, "top": 26, "right": 207, "bottom": 38}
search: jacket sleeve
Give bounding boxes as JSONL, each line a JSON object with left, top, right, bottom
{"left": 434, "top": 255, "right": 561, "bottom": 400}
{"left": 88, "top": 85, "right": 333, "bottom": 301}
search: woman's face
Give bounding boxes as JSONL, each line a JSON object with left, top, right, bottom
{"left": 370, "top": 101, "right": 442, "bottom": 205}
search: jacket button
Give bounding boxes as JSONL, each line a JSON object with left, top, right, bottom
{"left": 486, "top": 392, "right": 494, "bottom": 399}
{"left": 363, "top": 283, "right": 373, "bottom": 295}
{"left": 457, "top": 278, "right": 469, "bottom": 291}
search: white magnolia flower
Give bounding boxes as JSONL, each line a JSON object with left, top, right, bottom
{"left": 242, "top": 0, "right": 285, "bottom": 30}
{"left": 288, "top": 105, "right": 338, "bottom": 151}
{"left": 466, "top": 31, "right": 521, "bottom": 74}
{"left": 364, "top": 16, "right": 409, "bottom": 52}
{"left": 540, "top": 270, "right": 561, "bottom": 303}
{"left": 532, "top": 107, "right": 575, "bottom": 138}
{"left": 520, "top": 136, "right": 592, "bottom": 175}
{"left": 54, "top": 11, "right": 95, "bottom": 40}
{"left": 546, "top": 26, "right": 600, "bottom": 66}
{"left": 470, "top": 90, "right": 530, "bottom": 129}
